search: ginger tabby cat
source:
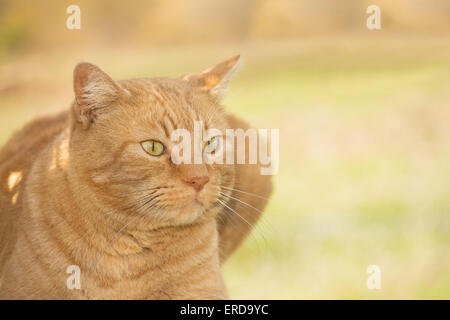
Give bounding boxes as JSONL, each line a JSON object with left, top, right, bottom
{"left": 0, "top": 55, "right": 272, "bottom": 299}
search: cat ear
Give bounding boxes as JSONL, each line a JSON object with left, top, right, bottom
{"left": 73, "top": 62, "right": 126, "bottom": 127}
{"left": 182, "top": 54, "right": 241, "bottom": 99}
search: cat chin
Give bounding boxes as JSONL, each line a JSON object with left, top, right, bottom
{"left": 157, "top": 201, "right": 217, "bottom": 227}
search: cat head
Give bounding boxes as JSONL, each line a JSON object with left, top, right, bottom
{"left": 69, "top": 56, "right": 240, "bottom": 229}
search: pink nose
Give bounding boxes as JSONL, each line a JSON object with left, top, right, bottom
{"left": 184, "top": 176, "right": 210, "bottom": 192}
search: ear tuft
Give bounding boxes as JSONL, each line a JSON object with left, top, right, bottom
{"left": 182, "top": 54, "right": 241, "bottom": 99}
{"left": 73, "top": 62, "right": 124, "bottom": 126}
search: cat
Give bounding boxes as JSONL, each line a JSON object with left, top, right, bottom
{"left": 0, "top": 55, "right": 272, "bottom": 299}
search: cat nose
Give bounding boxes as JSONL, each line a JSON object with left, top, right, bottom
{"left": 178, "top": 164, "right": 209, "bottom": 192}
{"left": 184, "top": 176, "right": 209, "bottom": 192}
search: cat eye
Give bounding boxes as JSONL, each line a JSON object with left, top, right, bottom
{"left": 141, "top": 140, "right": 166, "bottom": 156}
{"left": 204, "top": 136, "right": 219, "bottom": 153}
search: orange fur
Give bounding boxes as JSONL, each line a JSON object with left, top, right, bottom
{"left": 0, "top": 56, "right": 272, "bottom": 299}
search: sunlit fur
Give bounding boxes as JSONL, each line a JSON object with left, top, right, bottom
{"left": 0, "top": 56, "right": 272, "bottom": 299}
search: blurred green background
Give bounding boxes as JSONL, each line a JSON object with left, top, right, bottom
{"left": 0, "top": 0, "right": 449, "bottom": 299}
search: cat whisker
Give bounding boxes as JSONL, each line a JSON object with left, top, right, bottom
{"left": 72, "top": 194, "right": 160, "bottom": 245}
{"left": 219, "top": 185, "right": 270, "bottom": 201}
{"left": 113, "top": 187, "right": 162, "bottom": 198}
{"left": 218, "top": 191, "right": 275, "bottom": 239}
{"left": 122, "top": 193, "right": 160, "bottom": 216}
{"left": 218, "top": 191, "right": 264, "bottom": 215}
{"left": 112, "top": 193, "right": 162, "bottom": 233}
{"left": 216, "top": 198, "right": 256, "bottom": 230}
{"left": 140, "top": 205, "right": 169, "bottom": 228}
{"left": 104, "top": 190, "right": 159, "bottom": 220}
{"left": 115, "top": 199, "right": 161, "bottom": 236}
{"left": 216, "top": 198, "right": 268, "bottom": 254}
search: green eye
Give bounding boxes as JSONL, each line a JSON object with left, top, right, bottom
{"left": 205, "top": 136, "right": 219, "bottom": 153}
{"left": 141, "top": 140, "right": 166, "bottom": 156}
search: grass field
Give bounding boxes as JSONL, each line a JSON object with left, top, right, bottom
{"left": 1, "top": 35, "right": 449, "bottom": 299}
